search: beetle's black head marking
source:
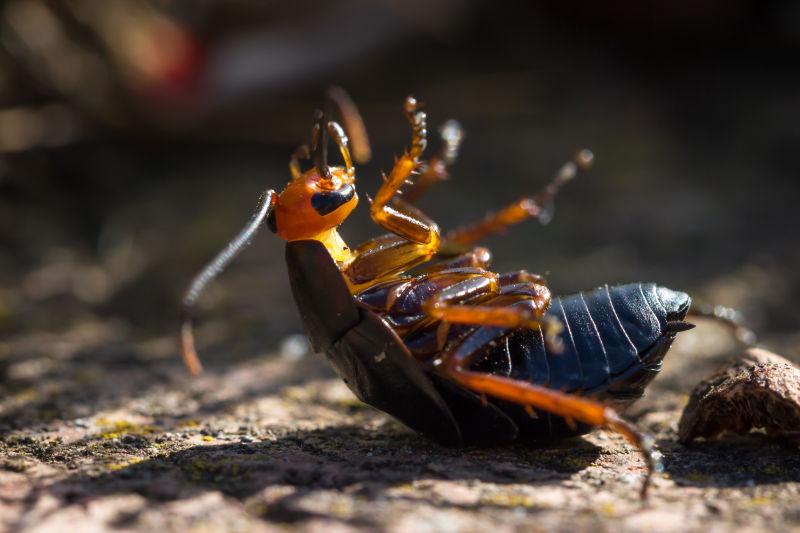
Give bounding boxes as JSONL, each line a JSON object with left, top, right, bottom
{"left": 310, "top": 183, "right": 355, "bottom": 216}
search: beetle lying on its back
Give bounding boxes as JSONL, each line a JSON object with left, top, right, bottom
{"left": 180, "top": 89, "right": 699, "bottom": 498}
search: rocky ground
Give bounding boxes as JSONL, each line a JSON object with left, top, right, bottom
{"left": 2, "top": 297, "right": 799, "bottom": 532}
{"left": 2, "top": 38, "right": 800, "bottom": 529}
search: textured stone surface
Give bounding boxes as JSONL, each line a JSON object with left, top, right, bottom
{"left": 679, "top": 348, "right": 800, "bottom": 445}
{"left": 2, "top": 319, "right": 800, "bottom": 532}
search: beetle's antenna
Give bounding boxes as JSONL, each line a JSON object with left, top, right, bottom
{"left": 180, "top": 190, "right": 277, "bottom": 376}
{"left": 311, "top": 109, "right": 332, "bottom": 183}
{"left": 327, "top": 86, "right": 371, "bottom": 164}
{"left": 687, "top": 304, "right": 757, "bottom": 346}
{"left": 327, "top": 121, "right": 354, "bottom": 177}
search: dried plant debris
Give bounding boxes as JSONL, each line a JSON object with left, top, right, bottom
{"left": 679, "top": 348, "right": 800, "bottom": 444}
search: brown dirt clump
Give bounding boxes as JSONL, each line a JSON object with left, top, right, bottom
{"left": 679, "top": 348, "right": 800, "bottom": 445}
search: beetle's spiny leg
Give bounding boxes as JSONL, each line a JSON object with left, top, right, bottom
{"left": 368, "top": 96, "right": 439, "bottom": 247}
{"left": 537, "top": 148, "right": 594, "bottom": 224}
{"left": 403, "top": 95, "right": 427, "bottom": 160}
{"left": 404, "top": 119, "right": 465, "bottom": 204}
{"left": 446, "top": 149, "right": 594, "bottom": 246}
{"left": 348, "top": 96, "right": 446, "bottom": 289}
{"left": 180, "top": 190, "right": 277, "bottom": 375}
{"left": 289, "top": 144, "right": 311, "bottom": 179}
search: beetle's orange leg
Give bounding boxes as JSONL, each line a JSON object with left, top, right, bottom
{"left": 498, "top": 269, "right": 548, "bottom": 286}
{"left": 327, "top": 85, "right": 371, "bottom": 164}
{"left": 403, "top": 120, "right": 464, "bottom": 204}
{"left": 345, "top": 97, "right": 444, "bottom": 288}
{"left": 419, "top": 246, "right": 493, "bottom": 273}
{"left": 370, "top": 96, "right": 439, "bottom": 246}
{"left": 423, "top": 278, "right": 553, "bottom": 332}
{"left": 438, "top": 349, "right": 659, "bottom": 500}
{"left": 288, "top": 144, "right": 311, "bottom": 179}
{"left": 345, "top": 231, "right": 438, "bottom": 288}
{"left": 446, "top": 150, "right": 594, "bottom": 246}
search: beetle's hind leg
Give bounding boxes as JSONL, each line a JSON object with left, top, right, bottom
{"left": 439, "top": 346, "right": 660, "bottom": 500}
{"left": 447, "top": 149, "right": 594, "bottom": 246}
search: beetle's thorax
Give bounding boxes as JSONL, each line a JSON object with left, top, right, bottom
{"left": 313, "top": 227, "right": 354, "bottom": 265}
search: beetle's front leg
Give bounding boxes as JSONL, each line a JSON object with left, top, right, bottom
{"left": 370, "top": 96, "right": 440, "bottom": 247}
{"left": 345, "top": 97, "right": 443, "bottom": 287}
{"left": 438, "top": 344, "right": 659, "bottom": 500}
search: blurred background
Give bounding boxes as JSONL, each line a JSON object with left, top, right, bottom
{"left": 1, "top": 0, "right": 799, "bottom": 403}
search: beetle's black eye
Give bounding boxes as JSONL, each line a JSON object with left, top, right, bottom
{"left": 267, "top": 209, "right": 277, "bottom": 233}
{"left": 311, "top": 184, "right": 355, "bottom": 216}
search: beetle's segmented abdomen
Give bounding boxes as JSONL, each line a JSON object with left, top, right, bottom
{"left": 477, "top": 283, "right": 689, "bottom": 397}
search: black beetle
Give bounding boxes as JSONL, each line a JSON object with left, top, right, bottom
{"left": 181, "top": 91, "right": 717, "bottom": 498}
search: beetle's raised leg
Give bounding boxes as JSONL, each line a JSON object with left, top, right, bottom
{"left": 370, "top": 96, "right": 439, "bottom": 245}
{"left": 327, "top": 85, "right": 371, "bottom": 164}
{"left": 289, "top": 144, "right": 311, "bottom": 179}
{"left": 180, "top": 190, "right": 277, "bottom": 375}
{"left": 439, "top": 346, "right": 659, "bottom": 499}
{"left": 345, "top": 97, "right": 444, "bottom": 287}
{"left": 403, "top": 120, "right": 464, "bottom": 204}
{"left": 446, "top": 149, "right": 594, "bottom": 246}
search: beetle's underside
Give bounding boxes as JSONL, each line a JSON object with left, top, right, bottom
{"left": 288, "top": 239, "right": 692, "bottom": 449}
{"left": 182, "top": 90, "right": 707, "bottom": 498}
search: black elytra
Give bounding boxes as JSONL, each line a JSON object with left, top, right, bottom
{"left": 286, "top": 239, "right": 691, "bottom": 447}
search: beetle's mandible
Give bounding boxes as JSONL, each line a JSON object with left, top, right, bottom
{"left": 180, "top": 89, "right": 738, "bottom": 499}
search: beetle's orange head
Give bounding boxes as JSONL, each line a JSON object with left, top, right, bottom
{"left": 269, "top": 112, "right": 359, "bottom": 241}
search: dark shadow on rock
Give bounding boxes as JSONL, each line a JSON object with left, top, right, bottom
{"left": 43, "top": 424, "right": 602, "bottom": 527}
{"left": 661, "top": 434, "right": 800, "bottom": 488}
